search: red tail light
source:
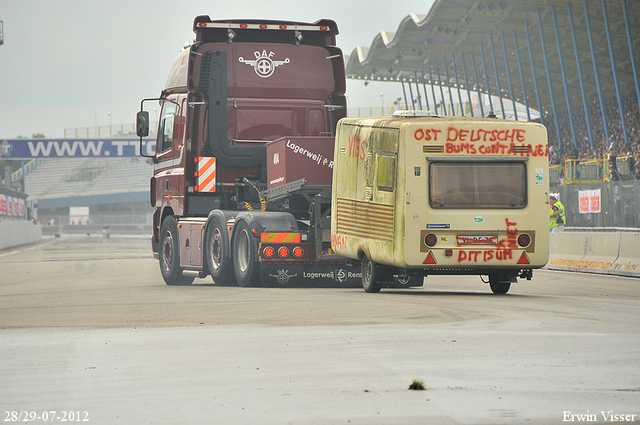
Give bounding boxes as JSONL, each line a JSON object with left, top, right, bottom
{"left": 278, "top": 246, "right": 289, "bottom": 258}
{"left": 292, "top": 246, "right": 304, "bottom": 258}
{"left": 263, "top": 246, "right": 275, "bottom": 258}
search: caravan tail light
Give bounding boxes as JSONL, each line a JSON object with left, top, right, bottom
{"left": 425, "top": 233, "right": 438, "bottom": 247}
{"left": 518, "top": 234, "right": 531, "bottom": 247}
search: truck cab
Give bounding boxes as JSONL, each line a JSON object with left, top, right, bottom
{"left": 138, "top": 17, "right": 352, "bottom": 287}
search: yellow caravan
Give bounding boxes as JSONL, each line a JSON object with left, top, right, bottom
{"left": 331, "top": 111, "right": 549, "bottom": 294}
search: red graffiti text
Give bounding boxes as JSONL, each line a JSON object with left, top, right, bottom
{"left": 331, "top": 234, "right": 348, "bottom": 251}
{"left": 457, "top": 249, "right": 513, "bottom": 263}
{"left": 347, "top": 136, "right": 366, "bottom": 161}
{"left": 446, "top": 126, "right": 526, "bottom": 143}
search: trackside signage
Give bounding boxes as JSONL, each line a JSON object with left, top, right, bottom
{"left": 0, "top": 194, "right": 26, "bottom": 217}
{"left": 0, "top": 139, "right": 156, "bottom": 159}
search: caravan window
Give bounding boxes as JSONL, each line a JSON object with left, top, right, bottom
{"left": 429, "top": 162, "right": 526, "bottom": 209}
{"left": 376, "top": 153, "right": 396, "bottom": 192}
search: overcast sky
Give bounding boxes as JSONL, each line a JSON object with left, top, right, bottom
{"left": 0, "top": 0, "right": 434, "bottom": 139}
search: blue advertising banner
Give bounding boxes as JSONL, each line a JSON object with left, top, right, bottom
{"left": 0, "top": 138, "right": 156, "bottom": 159}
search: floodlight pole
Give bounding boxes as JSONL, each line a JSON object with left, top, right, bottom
{"left": 437, "top": 68, "right": 446, "bottom": 115}
{"left": 583, "top": 0, "right": 610, "bottom": 148}
{"left": 500, "top": 31, "right": 518, "bottom": 121}
{"left": 567, "top": 3, "right": 595, "bottom": 149}
{"left": 524, "top": 20, "right": 543, "bottom": 124}
{"left": 443, "top": 59, "right": 455, "bottom": 115}
{"left": 552, "top": 6, "right": 578, "bottom": 151}
{"left": 430, "top": 68, "right": 439, "bottom": 115}
{"left": 488, "top": 30, "right": 506, "bottom": 119}
{"left": 537, "top": 8, "right": 562, "bottom": 151}
{"left": 479, "top": 42, "right": 495, "bottom": 114}
{"left": 451, "top": 53, "right": 464, "bottom": 116}
{"left": 621, "top": 0, "right": 640, "bottom": 116}
{"left": 421, "top": 69, "right": 431, "bottom": 111}
{"left": 471, "top": 52, "right": 485, "bottom": 117}
{"left": 512, "top": 31, "right": 531, "bottom": 121}
{"left": 461, "top": 52, "right": 474, "bottom": 117}
{"left": 602, "top": 0, "right": 630, "bottom": 151}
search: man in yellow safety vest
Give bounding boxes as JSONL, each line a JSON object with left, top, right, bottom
{"left": 550, "top": 195, "right": 565, "bottom": 232}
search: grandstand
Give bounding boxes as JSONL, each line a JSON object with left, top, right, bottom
{"left": 24, "top": 157, "right": 153, "bottom": 230}
{"left": 346, "top": 0, "right": 639, "bottom": 160}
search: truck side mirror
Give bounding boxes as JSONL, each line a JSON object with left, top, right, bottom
{"left": 137, "top": 111, "right": 150, "bottom": 137}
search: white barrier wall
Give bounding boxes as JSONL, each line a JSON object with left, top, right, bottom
{"left": 547, "top": 230, "right": 640, "bottom": 278}
{"left": 2, "top": 222, "right": 638, "bottom": 278}
{"left": 0, "top": 220, "right": 42, "bottom": 250}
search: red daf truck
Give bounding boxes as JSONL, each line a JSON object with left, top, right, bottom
{"left": 137, "top": 16, "right": 397, "bottom": 287}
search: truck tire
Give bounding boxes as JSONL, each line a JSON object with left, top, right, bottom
{"left": 489, "top": 274, "right": 511, "bottom": 294}
{"left": 232, "top": 220, "right": 260, "bottom": 287}
{"left": 205, "top": 216, "right": 236, "bottom": 285}
{"left": 361, "top": 255, "right": 392, "bottom": 293}
{"left": 159, "top": 216, "right": 194, "bottom": 286}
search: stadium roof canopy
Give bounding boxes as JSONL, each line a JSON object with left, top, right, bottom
{"left": 345, "top": 0, "right": 640, "bottom": 130}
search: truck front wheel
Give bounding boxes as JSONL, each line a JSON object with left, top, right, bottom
{"left": 205, "top": 216, "right": 236, "bottom": 285}
{"left": 159, "top": 216, "right": 194, "bottom": 286}
{"left": 232, "top": 220, "right": 260, "bottom": 287}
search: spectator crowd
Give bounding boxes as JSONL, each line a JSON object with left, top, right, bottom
{"left": 545, "top": 91, "right": 640, "bottom": 179}
{"left": 545, "top": 92, "right": 640, "bottom": 179}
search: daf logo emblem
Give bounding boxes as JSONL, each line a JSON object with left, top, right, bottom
{"left": 239, "top": 50, "right": 290, "bottom": 78}
{"left": 269, "top": 269, "right": 297, "bottom": 284}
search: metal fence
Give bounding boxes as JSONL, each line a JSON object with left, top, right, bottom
{"left": 38, "top": 213, "right": 153, "bottom": 227}
{"left": 63, "top": 122, "right": 158, "bottom": 139}
{"left": 559, "top": 155, "right": 638, "bottom": 185}
{"left": 554, "top": 180, "right": 640, "bottom": 229}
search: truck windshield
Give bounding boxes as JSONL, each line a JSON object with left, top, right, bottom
{"left": 429, "top": 162, "right": 527, "bottom": 209}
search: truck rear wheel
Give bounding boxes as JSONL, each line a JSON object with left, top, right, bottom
{"left": 159, "top": 216, "right": 194, "bottom": 286}
{"left": 205, "top": 217, "right": 236, "bottom": 285}
{"left": 232, "top": 220, "right": 260, "bottom": 287}
{"left": 489, "top": 274, "right": 511, "bottom": 294}
{"left": 361, "top": 255, "right": 392, "bottom": 293}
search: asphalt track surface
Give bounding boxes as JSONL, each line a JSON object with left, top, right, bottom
{"left": 1, "top": 235, "right": 639, "bottom": 424}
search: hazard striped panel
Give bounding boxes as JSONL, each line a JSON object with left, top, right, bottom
{"left": 260, "top": 232, "right": 301, "bottom": 243}
{"left": 195, "top": 157, "right": 216, "bottom": 192}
